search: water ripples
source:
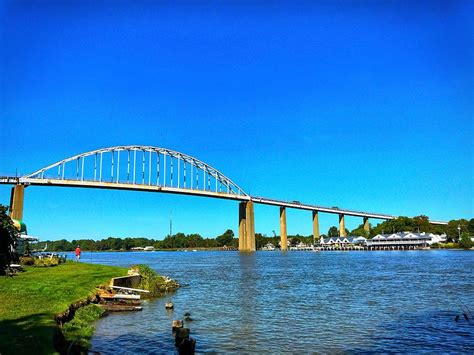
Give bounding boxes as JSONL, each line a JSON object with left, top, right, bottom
{"left": 85, "top": 250, "right": 474, "bottom": 353}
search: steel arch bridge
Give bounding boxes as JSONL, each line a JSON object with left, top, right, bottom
{"left": 18, "top": 145, "right": 249, "bottom": 201}
{"left": 1, "top": 145, "right": 448, "bottom": 252}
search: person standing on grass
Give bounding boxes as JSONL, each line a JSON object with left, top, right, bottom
{"left": 75, "top": 245, "right": 81, "bottom": 262}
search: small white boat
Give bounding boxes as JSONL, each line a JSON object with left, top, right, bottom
{"left": 261, "top": 243, "right": 275, "bottom": 251}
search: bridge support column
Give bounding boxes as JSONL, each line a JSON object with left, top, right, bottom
{"left": 10, "top": 184, "right": 25, "bottom": 221}
{"left": 238, "top": 201, "right": 255, "bottom": 252}
{"left": 363, "top": 217, "right": 370, "bottom": 235}
{"left": 339, "top": 214, "right": 346, "bottom": 237}
{"left": 312, "top": 211, "right": 320, "bottom": 244}
{"left": 280, "top": 207, "right": 287, "bottom": 251}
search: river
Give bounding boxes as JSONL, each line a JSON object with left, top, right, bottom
{"left": 73, "top": 250, "right": 473, "bottom": 353}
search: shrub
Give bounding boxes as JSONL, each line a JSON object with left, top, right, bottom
{"left": 19, "top": 256, "right": 35, "bottom": 265}
{"left": 442, "top": 242, "right": 460, "bottom": 249}
{"left": 131, "top": 264, "right": 179, "bottom": 297}
{"left": 34, "top": 257, "right": 59, "bottom": 267}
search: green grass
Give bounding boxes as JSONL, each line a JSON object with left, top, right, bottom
{"left": 0, "top": 261, "right": 127, "bottom": 354}
{"left": 62, "top": 304, "right": 106, "bottom": 351}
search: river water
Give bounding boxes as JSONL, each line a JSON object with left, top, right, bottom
{"left": 77, "top": 250, "right": 473, "bottom": 353}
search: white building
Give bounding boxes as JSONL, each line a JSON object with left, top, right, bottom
{"left": 318, "top": 233, "right": 445, "bottom": 250}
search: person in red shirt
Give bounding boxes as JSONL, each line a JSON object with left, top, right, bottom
{"left": 75, "top": 245, "right": 81, "bottom": 262}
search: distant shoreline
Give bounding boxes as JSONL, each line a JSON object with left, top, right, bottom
{"left": 56, "top": 247, "right": 472, "bottom": 253}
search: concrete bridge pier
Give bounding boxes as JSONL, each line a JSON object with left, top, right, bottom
{"left": 312, "top": 211, "right": 320, "bottom": 243}
{"left": 238, "top": 200, "right": 255, "bottom": 252}
{"left": 280, "top": 207, "right": 287, "bottom": 251}
{"left": 339, "top": 214, "right": 346, "bottom": 237}
{"left": 10, "top": 184, "right": 25, "bottom": 220}
{"left": 363, "top": 217, "right": 370, "bottom": 234}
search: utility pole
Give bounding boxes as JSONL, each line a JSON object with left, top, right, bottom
{"left": 170, "top": 209, "right": 173, "bottom": 237}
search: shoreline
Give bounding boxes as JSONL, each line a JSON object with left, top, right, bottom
{"left": 62, "top": 247, "right": 473, "bottom": 253}
{"left": 0, "top": 261, "right": 178, "bottom": 354}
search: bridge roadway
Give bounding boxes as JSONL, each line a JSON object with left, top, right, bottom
{"left": 0, "top": 176, "right": 447, "bottom": 225}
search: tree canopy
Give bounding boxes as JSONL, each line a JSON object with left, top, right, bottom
{"left": 0, "top": 205, "right": 19, "bottom": 275}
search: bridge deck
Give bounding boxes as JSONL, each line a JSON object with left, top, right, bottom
{"left": 0, "top": 177, "right": 249, "bottom": 202}
{"left": 0, "top": 176, "right": 448, "bottom": 224}
{"left": 250, "top": 196, "right": 397, "bottom": 220}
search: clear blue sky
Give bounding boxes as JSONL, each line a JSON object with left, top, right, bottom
{"left": 1, "top": 1, "right": 472, "bottom": 241}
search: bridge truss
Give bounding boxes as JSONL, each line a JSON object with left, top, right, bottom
{"left": 16, "top": 145, "right": 249, "bottom": 200}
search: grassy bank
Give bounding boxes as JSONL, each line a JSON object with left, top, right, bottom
{"left": 0, "top": 261, "right": 127, "bottom": 354}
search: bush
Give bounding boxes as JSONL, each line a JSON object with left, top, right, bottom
{"left": 440, "top": 242, "right": 460, "bottom": 249}
{"left": 430, "top": 243, "right": 440, "bottom": 249}
{"left": 34, "top": 257, "right": 59, "bottom": 267}
{"left": 19, "top": 256, "right": 35, "bottom": 265}
{"left": 131, "top": 264, "right": 179, "bottom": 298}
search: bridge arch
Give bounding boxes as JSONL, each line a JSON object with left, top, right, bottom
{"left": 22, "top": 145, "right": 248, "bottom": 198}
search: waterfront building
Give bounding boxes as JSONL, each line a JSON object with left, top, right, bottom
{"left": 319, "top": 236, "right": 366, "bottom": 250}
{"left": 318, "top": 233, "right": 445, "bottom": 250}
{"left": 366, "top": 233, "right": 432, "bottom": 250}
{"left": 428, "top": 233, "right": 447, "bottom": 244}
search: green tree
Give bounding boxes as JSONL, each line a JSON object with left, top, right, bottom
{"left": 459, "top": 232, "right": 473, "bottom": 249}
{"left": 289, "top": 236, "right": 300, "bottom": 247}
{"left": 412, "top": 215, "right": 431, "bottom": 233}
{"left": 0, "top": 205, "right": 19, "bottom": 275}
{"left": 467, "top": 218, "right": 474, "bottom": 235}
{"left": 216, "top": 229, "right": 234, "bottom": 247}
{"left": 187, "top": 234, "right": 203, "bottom": 248}
{"left": 327, "top": 226, "right": 339, "bottom": 238}
{"left": 371, "top": 216, "right": 415, "bottom": 236}
{"left": 445, "top": 219, "right": 468, "bottom": 242}
{"left": 350, "top": 223, "right": 370, "bottom": 237}
{"left": 49, "top": 239, "right": 73, "bottom": 251}
{"left": 255, "top": 233, "right": 266, "bottom": 249}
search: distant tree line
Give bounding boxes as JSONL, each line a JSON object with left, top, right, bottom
{"left": 32, "top": 216, "right": 474, "bottom": 252}
{"left": 35, "top": 229, "right": 239, "bottom": 251}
